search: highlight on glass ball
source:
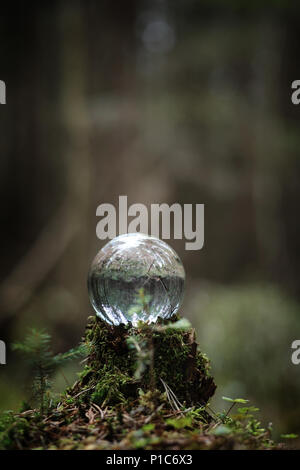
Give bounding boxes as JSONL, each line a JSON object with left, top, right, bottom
{"left": 88, "top": 233, "right": 185, "bottom": 326}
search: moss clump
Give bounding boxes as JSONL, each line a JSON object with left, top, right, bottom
{"left": 71, "top": 316, "right": 216, "bottom": 408}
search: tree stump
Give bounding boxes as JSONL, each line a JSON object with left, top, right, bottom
{"left": 71, "top": 316, "right": 216, "bottom": 408}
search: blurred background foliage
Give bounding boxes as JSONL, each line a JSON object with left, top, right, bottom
{"left": 0, "top": 0, "right": 300, "bottom": 439}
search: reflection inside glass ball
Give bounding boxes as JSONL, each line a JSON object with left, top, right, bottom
{"left": 88, "top": 233, "right": 185, "bottom": 326}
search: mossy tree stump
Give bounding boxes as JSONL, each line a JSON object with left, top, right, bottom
{"left": 1, "top": 316, "right": 282, "bottom": 450}
{"left": 72, "top": 316, "right": 216, "bottom": 409}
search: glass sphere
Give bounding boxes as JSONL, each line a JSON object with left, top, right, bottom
{"left": 88, "top": 233, "right": 185, "bottom": 326}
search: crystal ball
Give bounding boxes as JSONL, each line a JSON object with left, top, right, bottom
{"left": 88, "top": 233, "right": 185, "bottom": 326}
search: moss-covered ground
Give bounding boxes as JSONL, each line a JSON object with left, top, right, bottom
{"left": 0, "top": 316, "right": 284, "bottom": 450}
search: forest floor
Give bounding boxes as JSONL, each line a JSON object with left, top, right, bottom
{"left": 0, "top": 317, "right": 287, "bottom": 450}
{"left": 0, "top": 393, "right": 284, "bottom": 450}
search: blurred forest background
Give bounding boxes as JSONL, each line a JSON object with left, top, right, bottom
{"left": 0, "top": 0, "right": 300, "bottom": 440}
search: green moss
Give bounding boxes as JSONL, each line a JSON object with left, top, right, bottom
{"left": 72, "top": 316, "right": 216, "bottom": 408}
{"left": 90, "top": 368, "right": 136, "bottom": 405}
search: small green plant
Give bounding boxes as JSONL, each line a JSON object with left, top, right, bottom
{"left": 221, "top": 396, "right": 249, "bottom": 418}
{"left": 206, "top": 396, "right": 275, "bottom": 448}
{"left": 12, "top": 329, "right": 87, "bottom": 414}
{"left": 128, "top": 288, "right": 152, "bottom": 318}
{"left": 166, "top": 416, "right": 193, "bottom": 430}
{"left": 127, "top": 334, "right": 152, "bottom": 380}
